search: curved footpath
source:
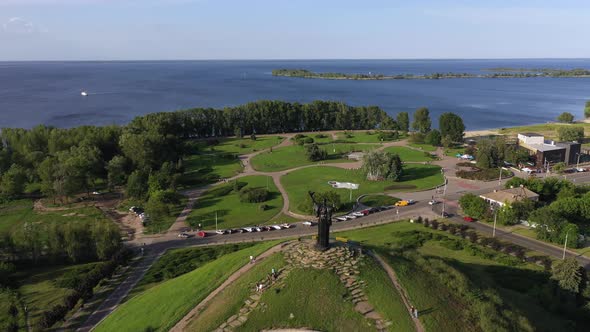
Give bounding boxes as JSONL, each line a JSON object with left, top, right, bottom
{"left": 79, "top": 134, "right": 590, "bottom": 331}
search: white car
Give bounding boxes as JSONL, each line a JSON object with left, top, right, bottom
{"left": 352, "top": 211, "right": 364, "bottom": 217}
{"left": 271, "top": 225, "right": 282, "bottom": 230}
{"left": 576, "top": 167, "right": 586, "bottom": 172}
{"left": 254, "top": 226, "right": 262, "bottom": 232}
{"left": 177, "top": 232, "right": 189, "bottom": 238}
{"left": 280, "top": 223, "right": 293, "bottom": 229}
{"left": 302, "top": 221, "right": 314, "bottom": 226}
{"left": 345, "top": 215, "right": 357, "bottom": 219}
{"left": 243, "top": 227, "right": 254, "bottom": 232}
{"left": 428, "top": 200, "right": 438, "bottom": 205}
{"left": 336, "top": 216, "right": 348, "bottom": 222}
{"left": 215, "top": 229, "right": 227, "bottom": 235}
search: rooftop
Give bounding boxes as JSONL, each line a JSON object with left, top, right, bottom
{"left": 480, "top": 186, "right": 539, "bottom": 205}
{"left": 525, "top": 143, "right": 565, "bottom": 152}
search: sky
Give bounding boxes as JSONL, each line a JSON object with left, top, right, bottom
{"left": 1, "top": 0, "right": 590, "bottom": 61}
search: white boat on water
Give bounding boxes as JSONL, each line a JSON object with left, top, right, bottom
{"left": 81, "top": 91, "right": 88, "bottom": 96}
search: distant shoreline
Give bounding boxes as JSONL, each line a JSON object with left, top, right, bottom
{"left": 272, "top": 68, "right": 590, "bottom": 80}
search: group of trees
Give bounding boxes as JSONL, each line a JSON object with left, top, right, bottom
{"left": 557, "top": 126, "right": 584, "bottom": 142}
{"left": 406, "top": 108, "right": 465, "bottom": 148}
{"left": 475, "top": 136, "right": 530, "bottom": 169}
{"left": 459, "top": 176, "right": 590, "bottom": 248}
{"left": 362, "top": 151, "right": 403, "bottom": 181}
{"left": 557, "top": 112, "right": 575, "bottom": 123}
{"left": 1, "top": 220, "right": 121, "bottom": 264}
{"left": 585, "top": 100, "right": 590, "bottom": 118}
{"left": 305, "top": 143, "right": 328, "bottom": 162}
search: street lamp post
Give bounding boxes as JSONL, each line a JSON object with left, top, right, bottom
{"left": 498, "top": 166, "right": 502, "bottom": 186}
{"left": 492, "top": 208, "right": 498, "bottom": 238}
{"left": 562, "top": 230, "right": 570, "bottom": 260}
{"left": 576, "top": 153, "right": 581, "bottom": 169}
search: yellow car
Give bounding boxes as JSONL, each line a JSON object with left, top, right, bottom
{"left": 394, "top": 200, "right": 409, "bottom": 207}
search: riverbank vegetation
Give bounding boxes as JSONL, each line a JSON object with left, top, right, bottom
{"left": 273, "top": 68, "right": 590, "bottom": 80}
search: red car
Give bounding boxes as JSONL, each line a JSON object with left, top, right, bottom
{"left": 463, "top": 216, "right": 474, "bottom": 222}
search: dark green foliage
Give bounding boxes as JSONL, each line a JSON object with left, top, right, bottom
{"left": 412, "top": 107, "right": 431, "bottom": 134}
{"left": 585, "top": 101, "right": 590, "bottom": 118}
{"left": 362, "top": 151, "right": 403, "bottom": 181}
{"left": 0, "top": 262, "right": 15, "bottom": 287}
{"left": 557, "top": 112, "right": 575, "bottom": 123}
{"left": 305, "top": 143, "right": 328, "bottom": 162}
{"left": 0, "top": 164, "right": 27, "bottom": 198}
{"left": 459, "top": 193, "right": 489, "bottom": 219}
{"left": 456, "top": 163, "right": 512, "bottom": 181}
{"left": 552, "top": 258, "right": 584, "bottom": 293}
{"left": 377, "top": 130, "right": 399, "bottom": 141}
{"left": 139, "top": 243, "right": 255, "bottom": 285}
{"left": 424, "top": 129, "right": 441, "bottom": 146}
{"left": 396, "top": 112, "right": 409, "bottom": 132}
{"left": 439, "top": 112, "right": 465, "bottom": 142}
{"left": 239, "top": 187, "right": 269, "bottom": 203}
{"left": 126, "top": 169, "right": 148, "bottom": 200}
{"left": 558, "top": 126, "right": 584, "bottom": 142}
{"left": 530, "top": 207, "right": 582, "bottom": 248}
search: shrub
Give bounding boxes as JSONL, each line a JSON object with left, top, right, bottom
{"left": 377, "top": 131, "right": 399, "bottom": 141}
{"left": 315, "top": 134, "right": 328, "bottom": 139}
{"left": 259, "top": 204, "right": 269, "bottom": 211}
{"left": 305, "top": 143, "right": 328, "bottom": 161}
{"left": 239, "top": 187, "right": 269, "bottom": 203}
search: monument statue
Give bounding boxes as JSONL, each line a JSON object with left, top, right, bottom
{"left": 309, "top": 191, "right": 333, "bottom": 251}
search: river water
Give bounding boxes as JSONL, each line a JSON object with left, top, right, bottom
{"left": 0, "top": 59, "right": 589, "bottom": 130}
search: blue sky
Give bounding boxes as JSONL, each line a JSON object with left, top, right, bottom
{"left": 1, "top": 0, "right": 590, "bottom": 60}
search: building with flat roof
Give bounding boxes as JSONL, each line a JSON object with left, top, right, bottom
{"left": 517, "top": 133, "right": 581, "bottom": 168}
{"left": 479, "top": 186, "right": 539, "bottom": 207}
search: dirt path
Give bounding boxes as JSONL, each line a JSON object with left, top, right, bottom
{"left": 169, "top": 242, "right": 289, "bottom": 332}
{"left": 370, "top": 252, "right": 425, "bottom": 332}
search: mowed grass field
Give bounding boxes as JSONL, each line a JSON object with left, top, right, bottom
{"left": 250, "top": 143, "right": 377, "bottom": 172}
{"left": 94, "top": 241, "right": 280, "bottom": 332}
{"left": 185, "top": 253, "right": 287, "bottom": 331}
{"left": 213, "top": 136, "right": 284, "bottom": 154}
{"left": 0, "top": 199, "right": 112, "bottom": 235}
{"left": 281, "top": 164, "right": 444, "bottom": 214}
{"left": 181, "top": 153, "right": 242, "bottom": 186}
{"left": 407, "top": 143, "right": 437, "bottom": 152}
{"left": 186, "top": 175, "right": 283, "bottom": 230}
{"left": 382, "top": 146, "right": 436, "bottom": 162}
{"left": 497, "top": 122, "right": 590, "bottom": 140}
{"left": 239, "top": 268, "right": 371, "bottom": 331}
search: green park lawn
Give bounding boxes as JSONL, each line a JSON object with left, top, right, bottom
{"left": 498, "top": 122, "right": 590, "bottom": 140}
{"left": 250, "top": 143, "right": 377, "bottom": 172}
{"left": 181, "top": 153, "right": 242, "bottom": 187}
{"left": 239, "top": 268, "right": 370, "bottom": 331}
{"left": 186, "top": 175, "right": 283, "bottom": 230}
{"left": 407, "top": 143, "right": 437, "bottom": 152}
{"left": 185, "top": 253, "right": 287, "bottom": 332}
{"left": 0, "top": 289, "right": 25, "bottom": 332}
{"left": 359, "top": 256, "right": 416, "bottom": 332}
{"left": 337, "top": 222, "right": 575, "bottom": 332}
{"left": 281, "top": 164, "right": 444, "bottom": 214}
{"left": 94, "top": 241, "right": 280, "bottom": 332}
{"left": 358, "top": 194, "right": 399, "bottom": 207}
{"left": 382, "top": 146, "right": 436, "bottom": 162}
{"left": 444, "top": 146, "right": 466, "bottom": 157}
{"left": 128, "top": 243, "right": 257, "bottom": 299}
{"left": 0, "top": 199, "right": 112, "bottom": 235}
{"left": 213, "top": 136, "right": 284, "bottom": 154}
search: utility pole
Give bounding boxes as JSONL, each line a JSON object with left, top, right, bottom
{"left": 498, "top": 166, "right": 502, "bottom": 186}
{"left": 493, "top": 209, "right": 498, "bottom": 237}
{"left": 562, "top": 230, "right": 569, "bottom": 260}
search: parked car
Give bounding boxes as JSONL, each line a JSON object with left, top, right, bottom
{"left": 336, "top": 216, "right": 348, "bottom": 222}
{"left": 271, "top": 225, "right": 283, "bottom": 230}
{"left": 463, "top": 216, "right": 474, "bottom": 222}
{"left": 254, "top": 226, "right": 262, "bottom": 232}
{"left": 380, "top": 205, "right": 393, "bottom": 210}
{"left": 197, "top": 231, "right": 208, "bottom": 238}
{"left": 576, "top": 167, "right": 586, "bottom": 172}
{"left": 352, "top": 211, "right": 365, "bottom": 217}
{"left": 244, "top": 227, "right": 254, "bottom": 232}
{"left": 177, "top": 232, "right": 190, "bottom": 238}
{"left": 302, "top": 221, "right": 315, "bottom": 226}
{"left": 345, "top": 215, "right": 357, "bottom": 219}
{"left": 395, "top": 200, "right": 409, "bottom": 207}
{"left": 428, "top": 200, "right": 438, "bottom": 205}
{"left": 215, "top": 229, "right": 227, "bottom": 235}
{"left": 280, "top": 223, "right": 293, "bottom": 229}
{"left": 407, "top": 199, "right": 415, "bottom": 205}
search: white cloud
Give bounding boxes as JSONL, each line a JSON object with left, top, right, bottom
{"left": 2, "top": 17, "right": 46, "bottom": 35}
